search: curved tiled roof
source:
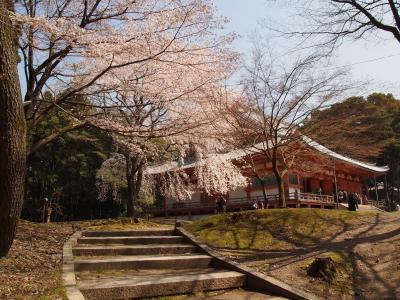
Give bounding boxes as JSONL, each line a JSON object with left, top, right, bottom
{"left": 146, "top": 136, "right": 389, "bottom": 175}
{"left": 301, "top": 136, "right": 389, "bottom": 173}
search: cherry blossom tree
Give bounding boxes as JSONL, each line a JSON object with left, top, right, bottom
{"left": 15, "top": 0, "right": 238, "bottom": 217}
{"left": 91, "top": 87, "right": 226, "bottom": 217}
{"left": 0, "top": 0, "right": 237, "bottom": 254}
{"left": 13, "top": 0, "right": 237, "bottom": 157}
{"left": 149, "top": 149, "right": 248, "bottom": 204}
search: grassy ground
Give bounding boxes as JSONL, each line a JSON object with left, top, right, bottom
{"left": 185, "top": 209, "right": 369, "bottom": 250}
{"left": 185, "top": 209, "right": 400, "bottom": 300}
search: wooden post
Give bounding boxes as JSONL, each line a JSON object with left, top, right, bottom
{"left": 374, "top": 173, "right": 379, "bottom": 202}
{"left": 384, "top": 174, "right": 389, "bottom": 207}
{"left": 333, "top": 159, "right": 338, "bottom": 209}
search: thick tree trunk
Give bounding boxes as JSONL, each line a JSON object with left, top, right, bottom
{"left": 256, "top": 175, "right": 268, "bottom": 205}
{"left": 132, "top": 164, "right": 143, "bottom": 213}
{"left": 0, "top": 2, "right": 27, "bottom": 257}
{"left": 276, "top": 176, "right": 286, "bottom": 208}
{"left": 126, "top": 156, "right": 143, "bottom": 218}
{"left": 126, "top": 156, "right": 135, "bottom": 217}
{"left": 272, "top": 162, "right": 286, "bottom": 208}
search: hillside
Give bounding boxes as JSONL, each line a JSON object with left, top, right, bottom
{"left": 185, "top": 209, "right": 400, "bottom": 300}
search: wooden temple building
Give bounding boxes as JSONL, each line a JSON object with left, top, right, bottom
{"left": 147, "top": 137, "right": 389, "bottom": 216}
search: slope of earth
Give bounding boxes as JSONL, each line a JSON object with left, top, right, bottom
{"left": 184, "top": 209, "right": 400, "bottom": 300}
{"left": 0, "top": 218, "right": 165, "bottom": 300}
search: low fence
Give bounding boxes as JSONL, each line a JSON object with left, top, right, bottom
{"left": 147, "top": 192, "right": 335, "bottom": 215}
{"left": 365, "top": 199, "right": 386, "bottom": 210}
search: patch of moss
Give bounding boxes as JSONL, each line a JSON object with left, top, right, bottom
{"left": 37, "top": 269, "right": 67, "bottom": 300}
{"left": 301, "top": 251, "right": 353, "bottom": 296}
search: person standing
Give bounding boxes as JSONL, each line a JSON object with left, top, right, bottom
{"left": 216, "top": 196, "right": 227, "bottom": 214}
{"left": 343, "top": 190, "right": 348, "bottom": 203}
{"left": 348, "top": 193, "right": 359, "bottom": 211}
{"left": 316, "top": 186, "right": 322, "bottom": 195}
{"left": 338, "top": 190, "right": 344, "bottom": 203}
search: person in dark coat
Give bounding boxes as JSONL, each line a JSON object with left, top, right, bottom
{"left": 348, "top": 193, "right": 359, "bottom": 211}
{"left": 216, "top": 196, "right": 227, "bottom": 213}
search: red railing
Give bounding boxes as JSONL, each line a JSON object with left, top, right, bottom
{"left": 296, "top": 192, "right": 334, "bottom": 203}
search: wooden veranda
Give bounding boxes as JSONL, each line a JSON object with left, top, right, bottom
{"left": 147, "top": 192, "right": 335, "bottom": 217}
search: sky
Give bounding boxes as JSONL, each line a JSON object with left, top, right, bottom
{"left": 214, "top": 0, "right": 400, "bottom": 98}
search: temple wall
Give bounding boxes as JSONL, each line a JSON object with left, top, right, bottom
{"left": 229, "top": 186, "right": 247, "bottom": 199}
{"left": 250, "top": 188, "right": 279, "bottom": 198}
{"left": 191, "top": 192, "right": 201, "bottom": 203}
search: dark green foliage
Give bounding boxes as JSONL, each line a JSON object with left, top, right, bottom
{"left": 306, "top": 93, "right": 400, "bottom": 208}
{"left": 306, "top": 93, "right": 399, "bottom": 160}
{"left": 23, "top": 110, "right": 115, "bottom": 221}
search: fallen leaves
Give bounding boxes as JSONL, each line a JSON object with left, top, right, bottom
{"left": 0, "top": 220, "right": 72, "bottom": 299}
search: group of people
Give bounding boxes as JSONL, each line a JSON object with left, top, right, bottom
{"left": 215, "top": 196, "right": 227, "bottom": 213}
{"left": 249, "top": 198, "right": 265, "bottom": 210}
{"left": 337, "top": 189, "right": 365, "bottom": 211}
{"left": 215, "top": 196, "right": 266, "bottom": 214}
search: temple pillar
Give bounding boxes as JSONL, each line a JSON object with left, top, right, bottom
{"left": 309, "top": 178, "right": 320, "bottom": 194}
{"left": 283, "top": 174, "right": 290, "bottom": 199}
{"left": 322, "top": 180, "right": 333, "bottom": 195}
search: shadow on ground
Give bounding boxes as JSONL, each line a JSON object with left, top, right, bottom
{"left": 186, "top": 209, "right": 400, "bottom": 300}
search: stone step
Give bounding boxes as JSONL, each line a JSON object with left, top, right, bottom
{"left": 82, "top": 229, "right": 175, "bottom": 237}
{"left": 197, "top": 289, "right": 289, "bottom": 300}
{"left": 73, "top": 244, "right": 198, "bottom": 256}
{"left": 76, "top": 267, "right": 220, "bottom": 281}
{"left": 74, "top": 254, "right": 212, "bottom": 271}
{"left": 78, "top": 270, "right": 246, "bottom": 300}
{"left": 77, "top": 236, "right": 183, "bottom": 245}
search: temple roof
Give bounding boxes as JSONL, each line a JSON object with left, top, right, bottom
{"left": 302, "top": 137, "right": 389, "bottom": 173}
{"left": 147, "top": 136, "right": 389, "bottom": 175}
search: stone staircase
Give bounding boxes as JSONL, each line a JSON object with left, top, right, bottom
{"left": 72, "top": 228, "right": 248, "bottom": 299}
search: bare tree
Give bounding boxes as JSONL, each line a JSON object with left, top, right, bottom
{"left": 277, "top": 0, "right": 400, "bottom": 49}
{"left": 0, "top": 1, "right": 27, "bottom": 257}
{"left": 223, "top": 49, "right": 346, "bottom": 207}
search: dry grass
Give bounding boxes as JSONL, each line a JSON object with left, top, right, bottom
{"left": 79, "top": 217, "right": 170, "bottom": 231}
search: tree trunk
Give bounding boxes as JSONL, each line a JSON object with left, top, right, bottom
{"left": 276, "top": 175, "right": 286, "bottom": 208}
{"left": 0, "top": 2, "right": 27, "bottom": 257}
{"left": 272, "top": 162, "right": 286, "bottom": 208}
{"left": 126, "top": 156, "right": 135, "bottom": 217}
{"left": 132, "top": 164, "right": 143, "bottom": 215}
{"left": 126, "top": 156, "right": 143, "bottom": 218}
{"left": 256, "top": 175, "right": 268, "bottom": 206}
